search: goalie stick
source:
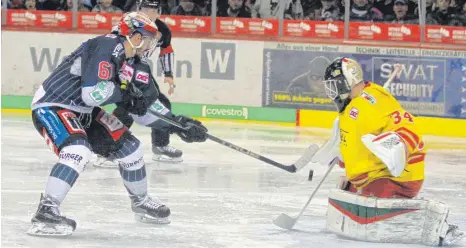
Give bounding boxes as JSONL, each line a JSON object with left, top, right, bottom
{"left": 148, "top": 109, "right": 318, "bottom": 173}
{"left": 273, "top": 158, "right": 338, "bottom": 229}
{"left": 383, "top": 63, "right": 402, "bottom": 90}
{"left": 273, "top": 64, "right": 403, "bottom": 227}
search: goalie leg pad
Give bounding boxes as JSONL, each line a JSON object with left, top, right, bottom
{"left": 326, "top": 189, "right": 458, "bottom": 246}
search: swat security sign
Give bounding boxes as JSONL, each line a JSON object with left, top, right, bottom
{"left": 200, "top": 42, "right": 236, "bottom": 80}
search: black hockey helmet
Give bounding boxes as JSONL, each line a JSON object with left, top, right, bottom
{"left": 137, "top": 0, "right": 160, "bottom": 9}
{"left": 323, "top": 57, "right": 364, "bottom": 113}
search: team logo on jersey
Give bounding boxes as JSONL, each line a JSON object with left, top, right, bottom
{"left": 360, "top": 92, "right": 376, "bottom": 104}
{"left": 135, "top": 71, "right": 149, "bottom": 84}
{"left": 349, "top": 107, "right": 359, "bottom": 119}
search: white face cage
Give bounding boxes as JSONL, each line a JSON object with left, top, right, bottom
{"left": 126, "top": 32, "right": 158, "bottom": 57}
{"left": 323, "top": 79, "right": 341, "bottom": 100}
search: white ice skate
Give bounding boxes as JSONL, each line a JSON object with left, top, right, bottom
{"left": 27, "top": 194, "right": 76, "bottom": 236}
{"left": 130, "top": 194, "right": 171, "bottom": 224}
{"left": 441, "top": 224, "right": 465, "bottom": 246}
{"left": 152, "top": 145, "right": 183, "bottom": 163}
{"left": 92, "top": 154, "right": 118, "bottom": 168}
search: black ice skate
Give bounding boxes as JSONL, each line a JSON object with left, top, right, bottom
{"left": 152, "top": 145, "right": 183, "bottom": 163}
{"left": 27, "top": 194, "right": 76, "bottom": 236}
{"left": 130, "top": 194, "right": 171, "bottom": 224}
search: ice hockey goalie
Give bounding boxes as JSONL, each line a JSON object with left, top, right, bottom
{"left": 315, "top": 57, "right": 465, "bottom": 246}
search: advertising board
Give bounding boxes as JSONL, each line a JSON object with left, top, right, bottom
{"left": 262, "top": 42, "right": 466, "bottom": 119}
{"left": 1, "top": 31, "right": 263, "bottom": 106}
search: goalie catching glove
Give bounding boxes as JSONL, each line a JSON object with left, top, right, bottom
{"left": 362, "top": 131, "right": 407, "bottom": 177}
{"left": 172, "top": 115, "right": 208, "bottom": 143}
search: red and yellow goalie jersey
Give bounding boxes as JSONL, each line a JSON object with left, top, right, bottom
{"left": 339, "top": 82, "right": 425, "bottom": 189}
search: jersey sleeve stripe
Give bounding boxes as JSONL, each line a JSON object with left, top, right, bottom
{"left": 159, "top": 45, "right": 174, "bottom": 56}
{"left": 396, "top": 132, "right": 416, "bottom": 150}
{"left": 407, "top": 153, "right": 425, "bottom": 165}
{"left": 395, "top": 127, "right": 420, "bottom": 150}
{"left": 372, "top": 132, "right": 392, "bottom": 142}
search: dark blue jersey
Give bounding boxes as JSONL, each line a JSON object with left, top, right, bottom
{"left": 123, "top": 56, "right": 173, "bottom": 129}
{"left": 32, "top": 34, "right": 126, "bottom": 113}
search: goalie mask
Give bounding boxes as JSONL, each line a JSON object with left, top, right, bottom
{"left": 323, "top": 57, "right": 364, "bottom": 113}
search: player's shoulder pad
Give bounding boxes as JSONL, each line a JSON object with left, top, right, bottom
{"left": 356, "top": 82, "right": 390, "bottom": 107}
{"left": 131, "top": 57, "right": 153, "bottom": 87}
{"left": 91, "top": 34, "right": 124, "bottom": 58}
{"left": 134, "top": 56, "right": 151, "bottom": 70}
{"left": 103, "top": 36, "right": 125, "bottom": 66}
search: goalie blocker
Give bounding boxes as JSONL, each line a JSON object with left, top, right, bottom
{"left": 326, "top": 189, "right": 465, "bottom": 246}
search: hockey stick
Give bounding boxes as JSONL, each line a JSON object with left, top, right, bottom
{"left": 273, "top": 158, "right": 338, "bottom": 229}
{"left": 148, "top": 109, "right": 319, "bottom": 173}
{"left": 383, "top": 64, "right": 402, "bottom": 90}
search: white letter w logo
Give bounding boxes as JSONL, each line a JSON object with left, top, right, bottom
{"left": 206, "top": 49, "right": 230, "bottom": 73}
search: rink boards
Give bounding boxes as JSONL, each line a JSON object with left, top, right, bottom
{"left": 1, "top": 30, "right": 466, "bottom": 137}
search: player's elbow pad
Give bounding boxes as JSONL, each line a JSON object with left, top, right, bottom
{"left": 81, "top": 82, "right": 117, "bottom": 107}
{"left": 81, "top": 87, "right": 101, "bottom": 107}
{"left": 361, "top": 132, "right": 407, "bottom": 177}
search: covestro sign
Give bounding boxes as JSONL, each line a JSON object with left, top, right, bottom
{"left": 201, "top": 105, "right": 248, "bottom": 120}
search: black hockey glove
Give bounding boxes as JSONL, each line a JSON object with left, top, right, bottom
{"left": 173, "top": 115, "right": 208, "bottom": 143}
{"left": 119, "top": 80, "right": 148, "bottom": 116}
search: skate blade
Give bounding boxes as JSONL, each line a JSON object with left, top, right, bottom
{"left": 134, "top": 213, "right": 171, "bottom": 225}
{"left": 92, "top": 160, "right": 118, "bottom": 169}
{"left": 443, "top": 231, "right": 465, "bottom": 246}
{"left": 26, "top": 222, "right": 73, "bottom": 236}
{"left": 152, "top": 154, "right": 183, "bottom": 164}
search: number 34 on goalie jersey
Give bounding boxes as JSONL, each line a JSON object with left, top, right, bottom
{"left": 338, "top": 83, "right": 425, "bottom": 189}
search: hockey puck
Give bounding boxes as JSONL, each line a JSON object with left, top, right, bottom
{"left": 308, "top": 169, "right": 314, "bottom": 181}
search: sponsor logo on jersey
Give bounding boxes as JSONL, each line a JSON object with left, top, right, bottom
{"left": 59, "top": 153, "right": 84, "bottom": 164}
{"left": 120, "top": 62, "right": 134, "bottom": 80}
{"left": 149, "top": 100, "right": 170, "bottom": 115}
{"left": 349, "top": 107, "right": 359, "bottom": 119}
{"left": 360, "top": 92, "right": 376, "bottom": 104}
{"left": 135, "top": 71, "right": 149, "bottom": 84}
{"left": 112, "top": 43, "right": 124, "bottom": 57}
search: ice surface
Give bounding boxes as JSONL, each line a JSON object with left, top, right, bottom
{"left": 2, "top": 115, "right": 466, "bottom": 248}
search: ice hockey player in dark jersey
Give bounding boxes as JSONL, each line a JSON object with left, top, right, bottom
{"left": 28, "top": 12, "right": 207, "bottom": 236}
{"left": 94, "top": 0, "right": 183, "bottom": 167}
